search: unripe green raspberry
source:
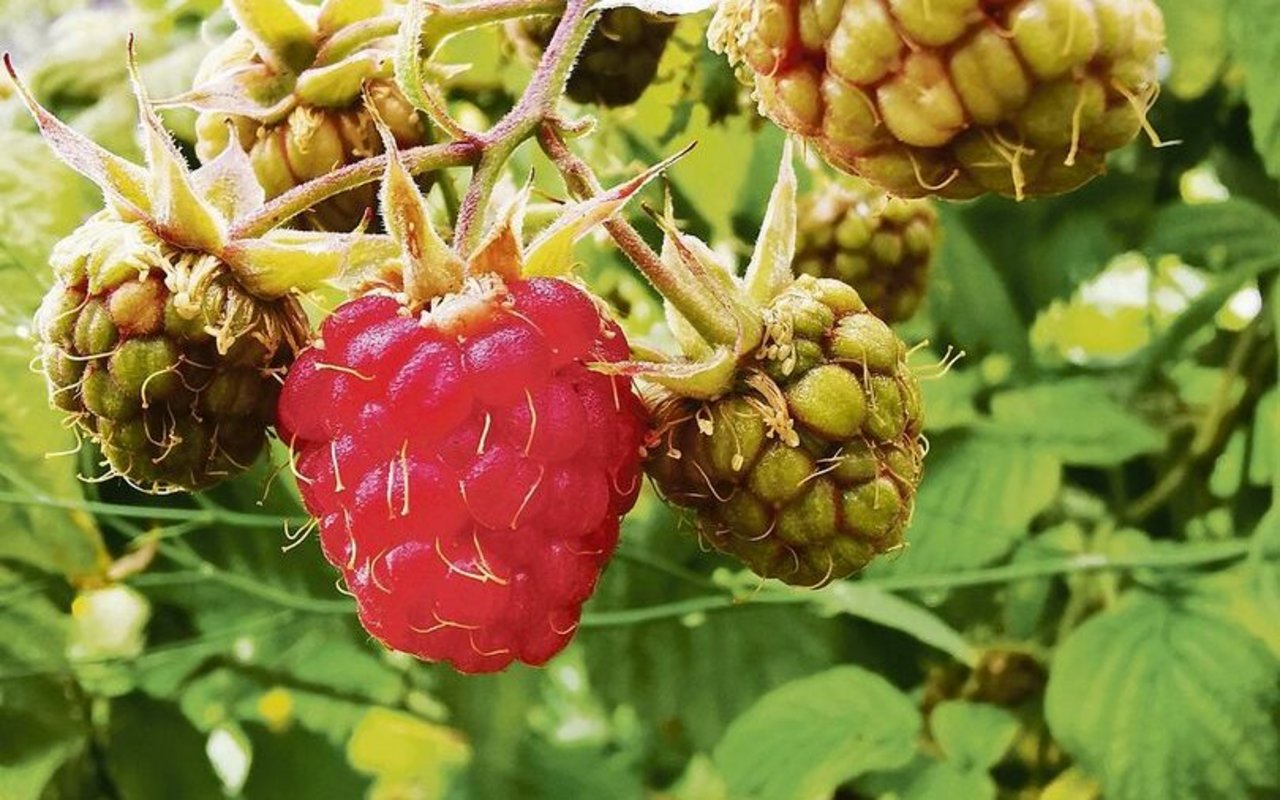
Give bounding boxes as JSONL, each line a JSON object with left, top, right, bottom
{"left": 35, "top": 213, "right": 308, "bottom": 491}
{"left": 794, "top": 179, "right": 938, "bottom": 323}
{"left": 507, "top": 8, "right": 677, "bottom": 107}
{"left": 647, "top": 275, "right": 924, "bottom": 586}
{"left": 192, "top": 30, "right": 424, "bottom": 231}
{"left": 710, "top": 0, "right": 1165, "bottom": 199}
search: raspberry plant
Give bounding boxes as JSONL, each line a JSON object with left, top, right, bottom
{"left": 3, "top": 0, "right": 1280, "bottom": 799}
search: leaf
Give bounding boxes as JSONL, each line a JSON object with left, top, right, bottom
{"left": 1228, "top": 0, "right": 1280, "bottom": 177}
{"left": 0, "top": 676, "right": 87, "bottom": 800}
{"left": 105, "top": 693, "right": 225, "bottom": 799}
{"left": 816, "top": 583, "right": 978, "bottom": 666}
{"left": 1045, "top": 589, "right": 1280, "bottom": 800}
{"left": 989, "top": 378, "right": 1165, "bottom": 465}
{"left": 516, "top": 738, "right": 646, "bottom": 800}
{"left": 871, "top": 429, "right": 1060, "bottom": 576}
{"left": 241, "top": 722, "right": 372, "bottom": 800}
{"left": 712, "top": 666, "right": 920, "bottom": 800}
{"left": 858, "top": 754, "right": 996, "bottom": 800}
{"left": 582, "top": 499, "right": 839, "bottom": 751}
{"left": 930, "top": 701, "right": 1019, "bottom": 771}
{"left": 1145, "top": 199, "right": 1280, "bottom": 268}
{"left": 742, "top": 140, "right": 796, "bottom": 305}
{"left": 1161, "top": 0, "right": 1228, "bottom": 99}
{"left": 929, "top": 207, "right": 1031, "bottom": 364}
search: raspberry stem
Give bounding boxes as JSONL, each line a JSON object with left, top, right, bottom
{"left": 451, "top": 0, "right": 598, "bottom": 257}
{"left": 536, "top": 122, "right": 745, "bottom": 346}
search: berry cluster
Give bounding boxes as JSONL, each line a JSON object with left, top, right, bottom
{"left": 794, "top": 180, "right": 937, "bottom": 323}
{"left": 648, "top": 276, "right": 924, "bottom": 586}
{"left": 711, "top": 0, "right": 1164, "bottom": 198}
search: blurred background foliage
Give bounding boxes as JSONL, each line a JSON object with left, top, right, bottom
{"left": 0, "top": 1, "right": 1277, "bottom": 799}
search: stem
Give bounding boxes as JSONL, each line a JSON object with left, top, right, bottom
{"left": 536, "top": 122, "right": 742, "bottom": 345}
{"left": 451, "top": 0, "right": 597, "bottom": 255}
{"left": 231, "top": 141, "right": 480, "bottom": 239}
{"left": 1126, "top": 316, "right": 1275, "bottom": 521}
{"left": 0, "top": 489, "right": 301, "bottom": 529}
{"left": 420, "top": 0, "right": 566, "bottom": 51}
{"left": 578, "top": 539, "right": 1257, "bottom": 629}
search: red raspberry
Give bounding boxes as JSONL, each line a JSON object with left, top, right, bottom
{"left": 278, "top": 279, "right": 646, "bottom": 673}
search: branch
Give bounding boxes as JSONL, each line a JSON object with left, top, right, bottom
{"left": 578, "top": 539, "right": 1258, "bottom": 629}
{"left": 230, "top": 140, "right": 480, "bottom": 239}
{"left": 451, "top": 0, "right": 597, "bottom": 255}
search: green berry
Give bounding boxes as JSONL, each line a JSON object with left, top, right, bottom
{"left": 710, "top": 0, "right": 1165, "bottom": 199}
{"left": 647, "top": 275, "right": 924, "bottom": 586}
{"left": 35, "top": 213, "right": 306, "bottom": 491}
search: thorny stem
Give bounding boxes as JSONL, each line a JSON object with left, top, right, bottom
{"left": 537, "top": 122, "right": 743, "bottom": 345}
{"left": 420, "top": 0, "right": 565, "bottom": 49}
{"left": 231, "top": 141, "right": 480, "bottom": 239}
{"left": 451, "top": 0, "right": 598, "bottom": 256}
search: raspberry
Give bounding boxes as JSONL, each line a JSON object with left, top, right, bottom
{"left": 36, "top": 214, "right": 307, "bottom": 491}
{"left": 710, "top": 0, "right": 1165, "bottom": 199}
{"left": 794, "top": 179, "right": 938, "bottom": 323}
{"left": 647, "top": 274, "right": 924, "bottom": 586}
{"left": 188, "top": 5, "right": 425, "bottom": 231}
{"left": 507, "top": 9, "right": 677, "bottom": 107}
{"left": 279, "top": 278, "right": 646, "bottom": 672}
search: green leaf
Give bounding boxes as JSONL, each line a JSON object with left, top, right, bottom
{"left": 241, "top": 722, "right": 372, "bottom": 800}
{"left": 517, "top": 738, "right": 645, "bottom": 800}
{"left": 105, "top": 693, "right": 225, "bottom": 799}
{"left": 929, "top": 208, "right": 1031, "bottom": 364}
{"left": 989, "top": 378, "right": 1165, "bottom": 465}
{"left": 816, "top": 584, "right": 978, "bottom": 666}
{"left": 1145, "top": 199, "right": 1280, "bottom": 268}
{"left": 583, "top": 498, "right": 838, "bottom": 750}
{"left": 1045, "top": 589, "right": 1280, "bottom": 800}
{"left": 713, "top": 666, "right": 920, "bottom": 800}
{"left": 1228, "top": 0, "right": 1280, "bottom": 177}
{"left": 859, "top": 754, "right": 996, "bottom": 800}
{"left": 872, "top": 430, "right": 1060, "bottom": 576}
{"left": 931, "top": 701, "right": 1019, "bottom": 771}
{"left": 1160, "top": 0, "right": 1228, "bottom": 99}
{"left": 0, "top": 676, "right": 87, "bottom": 800}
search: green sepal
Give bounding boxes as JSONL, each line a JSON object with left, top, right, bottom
{"left": 743, "top": 140, "right": 798, "bottom": 305}
{"left": 3, "top": 54, "right": 152, "bottom": 219}
{"left": 191, "top": 129, "right": 266, "bottom": 222}
{"left": 374, "top": 107, "right": 465, "bottom": 300}
{"left": 469, "top": 183, "right": 529, "bottom": 284}
{"left": 395, "top": 0, "right": 464, "bottom": 137}
{"left": 126, "top": 46, "right": 227, "bottom": 253}
{"left": 295, "top": 51, "right": 389, "bottom": 108}
{"left": 596, "top": 345, "right": 739, "bottom": 400}
{"left": 223, "top": 230, "right": 400, "bottom": 298}
{"left": 227, "top": 0, "right": 319, "bottom": 75}
{"left": 524, "top": 144, "right": 693, "bottom": 278}
{"left": 318, "top": 0, "right": 392, "bottom": 36}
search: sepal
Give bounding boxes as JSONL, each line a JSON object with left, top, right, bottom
{"left": 226, "top": 0, "right": 318, "bottom": 75}
{"left": 524, "top": 144, "right": 693, "bottom": 279}
{"left": 373, "top": 105, "right": 465, "bottom": 300}
{"left": 742, "top": 140, "right": 798, "bottom": 305}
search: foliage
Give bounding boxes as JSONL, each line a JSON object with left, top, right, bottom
{"left": 0, "top": 1, "right": 1277, "bottom": 799}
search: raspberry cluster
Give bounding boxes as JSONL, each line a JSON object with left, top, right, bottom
{"left": 36, "top": 214, "right": 306, "bottom": 491}
{"left": 794, "top": 179, "right": 938, "bottom": 323}
{"left": 647, "top": 275, "right": 924, "bottom": 586}
{"left": 711, "top": 0, "right": 1165, "bottom": 199}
